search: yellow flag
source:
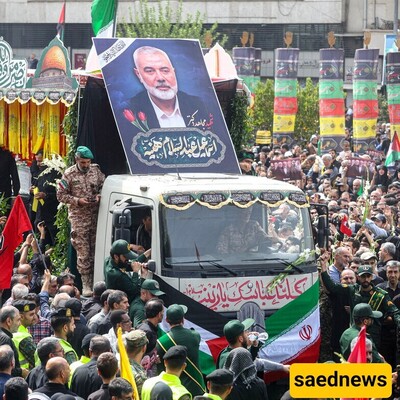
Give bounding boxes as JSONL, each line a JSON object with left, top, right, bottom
{"left": 0, "top": 100, "right": 5, "bottom": 147}
{"left": 319, "top": 117, "right": 346, "bottom": 136}
{"left": 8, "top": 101, "right": 20, "bottom": 154}
{"left": 353, "top": 119, "right": 377, "bottom": 139}
{"left": 20, "top": 104, "right": 29, "bottom": 159}
{"left": 32, "top": 102, "right": 46, "bottom": 155}
{"left": 49, "top": 103, "right": 60, "bottom": 155}
{"left": 32, "top": 187, "right": 45, "bottom": 213}
{"left": 117, "top": 327, "right": 139, "bottom": 400}
{"left": 273, "top": 114, "right": 296, "bottom": 133}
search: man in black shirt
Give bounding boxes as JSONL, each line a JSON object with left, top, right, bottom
{"left": 71, "top": 336, "right": 111, "bottom": 400}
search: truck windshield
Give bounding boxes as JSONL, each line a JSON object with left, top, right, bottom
{"left": 160, "top": 201, "right": 315, "bottom": 277}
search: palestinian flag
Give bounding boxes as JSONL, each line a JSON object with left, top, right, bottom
{"left": 385, "top": 130, "right": 400, "bottom": 167}
{"left": 56, "top": 2, "right": 66, "bottom": 41}
{"left": 258, "top": 281, "right": 320, "bottom": 374}
{"left": 153, "top": 275, "right": 230, "bottom": 374}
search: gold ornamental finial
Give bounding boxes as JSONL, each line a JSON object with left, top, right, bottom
{"left": 364, "top": 31, "right": 371, "bottom": 49}
{"left": 328, "top": 31, "right": 336, "bottom": 48}
{"left": 240, "top": 32, "right": 249, "bottom": 47}
{"left": 284, "top": 32, "right": 293, "bottom": 48}
{"left": 204, "top": 31, "right": 212, "bottom": 48}
{"left": 249, "top": 33, "right": 254, "bottom": 47}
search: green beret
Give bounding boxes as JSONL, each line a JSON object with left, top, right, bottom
{"left": 206, "top": 369, "right": 234, "bottom": 385}
{"left": 12, "top": 300, "right": 36, "bottom": 313}
{"left": 76, "top": 146, "right": 94, "bottom": 160}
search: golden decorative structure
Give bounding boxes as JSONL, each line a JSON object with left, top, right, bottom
{"left": 284, "top": 32, "right": 293, "bottom": 48}
{"left": 364, "top": 31, "right": 371, "bottom": 49}
{"left": 249, "top": 33, "right": 254, "bottom": 47}
{"left": 204, "top": 31, "right": 212, "bottom": 48}
{"left": 240, "top": 32, "right": 249, "bottom": 47}
{"left": 327, "top": 31, "right": 336, "bottom": 48}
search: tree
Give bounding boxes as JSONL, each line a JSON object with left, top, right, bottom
{"left": 118, "top": 0, "right": 227, "bottom": 47}
{"left": 294, "top": 78, "right": 319, "bottom": 143}
{"left": 230, "top": 92, "right": 253, "bottom": 152}
{"left": 249, "top": 79, "right": 275, "bottom": 133}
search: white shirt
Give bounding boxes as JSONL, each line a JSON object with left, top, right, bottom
{"left": 148, "top": 93, "right": 186, "bottom": 128}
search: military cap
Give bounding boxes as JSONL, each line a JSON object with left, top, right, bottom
{"left": 141, "top": 279, "right": 165, "bottom": 296}
{"left": 353, "top": 303, "right": 382, "bottom": 319}
{"left": 360, "top": 251, "right": 377, "bottom": 261}
{"left": 124, "top": 330, "right": 149, "bottom": 347}
{"left": 51, "top": 307, "right": 74, "bottom": 318}
{"left": 237, "top": 150, "right": 254, "bottom": 162}
{"left": 75, "top": 146, "right": 94, "bottom": 159}
{"left": 81, "top": 333, "right": 98, "bottom": 350}
{"left": 223, "top": 318, "right": 255, "bottom": 342}
{"left": 166, "top": 304, "right": 188, "bottom": 324}
{"left": 12, "top": 300, "right": 36, "bottom": 313}
{"left": 357, "top": 265, "right": 374, "bottom": 276}
{"left": 64, "top": 298, "right": 82, "bottom": 317}
{"left": 163, "top": 345, "right": 187, "bottom": 361}
{"left": 206, "top": 369, "right": 234, "bottom": 385}
{"left": 111, "top": 239, "right": 137, "bottom": 260}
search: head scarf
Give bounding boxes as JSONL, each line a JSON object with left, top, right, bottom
{"left": 224, "top": 347, "right": 257, "bottom": 389}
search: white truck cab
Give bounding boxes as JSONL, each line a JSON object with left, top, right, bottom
{"left": 94, "top": 173, "right": 318, "bottom": 318}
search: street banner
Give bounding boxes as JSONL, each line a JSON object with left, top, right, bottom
{"left": 353, "top": 49, "right": 379, "bottom": 154}
{"left": 345, "top": 157, "right": 375, "bottom": 179}
{"left": 94, "top": 38, "right": 240, "bottom": 174}
{"left": 319, "top": 48, "right": 345, "bottom": 153}
{"left": 273, "top": 48, "right": 299, "bottom": 147}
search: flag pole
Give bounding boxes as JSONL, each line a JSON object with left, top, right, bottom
{"left": 112, "top": 0, "right": 119, "bottom": 36}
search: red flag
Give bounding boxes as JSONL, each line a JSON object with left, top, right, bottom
{"left": 340, "top": 215, "right": 353, "bottom": 237}
{"left": 343, "top": 325, "right": 367, "bottom": 400}
{"left": 0, "top": 196, "right": 32, "bottom": 289}
{"left": 56, "top": 2, "right": 66, "bottom": 41}
{"left": 347, "top": 325, "right": 366, "bottom": 363}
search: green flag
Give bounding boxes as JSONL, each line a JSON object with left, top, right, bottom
{"left": 91, "top": 0, "right": 117, "bottom": 37}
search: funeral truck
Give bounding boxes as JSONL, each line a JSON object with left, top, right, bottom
{"left": 93, "top": 173, "right": 319, "bottom": 320}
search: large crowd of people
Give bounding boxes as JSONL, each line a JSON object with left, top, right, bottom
{"left": 2, "top": 119, "right": 400, "bottom": 399}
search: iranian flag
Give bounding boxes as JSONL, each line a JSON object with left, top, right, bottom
{"left": 385, "top": 130, "right": 400, "bottom": 167}
{"left": 86, "top": 0, "right": 118, "bottom": 75}
{"left": 258, "top": 281, "right": 320, "bottom": 369}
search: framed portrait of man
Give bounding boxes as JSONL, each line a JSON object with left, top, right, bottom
{"left": 94, "top": 38, "right": 239, "bottom": 174}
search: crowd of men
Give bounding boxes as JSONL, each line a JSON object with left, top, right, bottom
{"left": 3, "top": 119, "right": 400, "bottom": 399}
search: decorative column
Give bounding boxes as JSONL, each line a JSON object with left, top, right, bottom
{"left": 319, "top": 33, "right": 345, "bottom": 153}
{"left": 353, "top": 34, "right": 379, "bottom": 154}
{"left": 272, "top": 32, "right": 299, "bottom": 147}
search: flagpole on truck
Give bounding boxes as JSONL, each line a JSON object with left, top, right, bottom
{"left": 112, "top": 0, "right": 119, "bottom": 37}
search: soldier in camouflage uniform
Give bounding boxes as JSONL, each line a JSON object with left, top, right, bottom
{"left": 124, "top": 330, "right": 149, "bottom": 398}
{"left": 57, "top": 146, "right": 105, "bottom": 296}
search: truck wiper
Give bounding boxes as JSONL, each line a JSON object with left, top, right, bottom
{"left": 241, "top": 257, "right": 304, "bottom": 273}
{"left": 171, "top": 259, "right": 237, "bottom": 276}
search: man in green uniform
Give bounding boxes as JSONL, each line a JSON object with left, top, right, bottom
{"left": 50, "top": 308, "right": 78, "bottom": 365}
{"left": 321, "top": 262, "right": 400, "bottom": 351}
{"left": 104, "top": 239, "right": 151, "bottom": 303}
{"left": 142, "top": 345, "right": 191, "bottom": 400}
{"left": 12, "top": 300, "right": 37, "bottom": 370}
{"left": 193, "top": 369, "right": 234, "bottom": 400}
{"left": 157, "top": 304, "right": 205, "bottom": 397}
{"left": 339, "top": 303, "right": 383, "bottom": 362}
{"left": 129, "top": 279, "right": 165, "bottom": 328}
{"left": 216, "top": 318, "right": 254, "bottom": 368}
